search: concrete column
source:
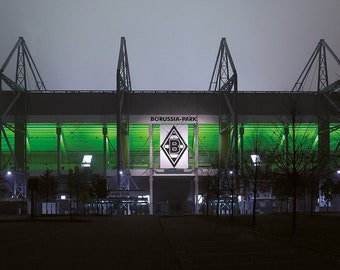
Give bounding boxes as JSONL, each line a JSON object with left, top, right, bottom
{"left": 219, "top": 122, "right": 229, "bottom": 168}
{"left": 149, "top": 175, "right": 154, "bottom": 215}
{"left": 0, "top": 123, "right": 2, "bottom": 171}
{"left": 317, "top": 93, "right": 330, "bottom": 177}
{"left": 284, "top": 124, "right": 289, "bottom": 165}
{"left": 194, "top": 174, "right": 199, "bottom": 214}
{"left": 194, "top": 123, "right": 199, "bottom": 214}
{"left": 103, "top": 126, "right": 107, "bottom": 177}
{"left": 239, "top": 124, "right": 244, "bottom": 173}
{"left": 149, "top": 124, "right": 154, "bottom": 215}
{"left": 14, "top": 120, "right": 26, "bottom": 172}
{"left": 56, "top": 124, "right": 61, "bottom": 176}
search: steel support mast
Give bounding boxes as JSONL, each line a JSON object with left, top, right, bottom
{"left": 116, "top": 37, "right": 132, "bottom": 213}
{"left": 291, "top": 39, "right": 340, "bottom": 176}
{"left": 0, "top": 37, "right": 46, "bottom": 198}
{"left": 209, "top": 37, "right": 239, "bottom": 187}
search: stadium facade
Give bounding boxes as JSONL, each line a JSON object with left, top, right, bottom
{"left": 0, "top": 37, "right": 339, "bottom": 215}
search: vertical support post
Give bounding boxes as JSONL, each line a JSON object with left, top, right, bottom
{"left": 149, "top": 175, "right": 154, "bottom": 215}
{"left": 233, "top": 78, "right": 239, "bottom": 191}
{"left": 14, "top": 119, "right": 26, "bottom": 172}
{"left": 239, "top": 124, "right": 244, "bottom": 173}
{"left": 116, "top": 37, "right": 131, "bottom": 199}
{"left": 284, "top": 124, "right": 289, "bottom": 166}
{"left": 56, "top": 124, "right": 61, "bottom": 176}
{"left": 116, "top": 70, "right": 121, "bottom": 190}
{"left": 0, "top": 122, "right": 2, "bottom": 172}
{"left": 194, "top": 123, "right": 199, "bottom": 214}
{"left": 219, "top": 121, "right": 229, "bottom": 168}
{"left": 149, "top": 124, "right": 154, "bottom": 215}
{"left": 317, "top": 94, "right": 330, "bottom": 178}
{"left": 0, "top": 78, "right": 2, "bottom": 172}
{"left": 103, "top": 125, "right": 107, "bottom": 177}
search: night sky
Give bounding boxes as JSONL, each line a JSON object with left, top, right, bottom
{"left": 0, "top": 0, "right": 339, "bottom": 91}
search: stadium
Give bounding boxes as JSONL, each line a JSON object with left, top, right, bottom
{"left": 0, "top": 37, "right": 339, "bottom": 215}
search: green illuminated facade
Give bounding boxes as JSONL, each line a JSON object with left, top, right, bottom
{"left": 1, "top": 122, "right": 339, "bottom": 172}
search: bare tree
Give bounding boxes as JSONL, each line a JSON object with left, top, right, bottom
{"left": 69, "top": 167, "right": 92, "bottom": 214}
{"left": 320, "top": 178, "right": 337, "bottom": 212}
{"left": 38, "top": 169, "right": 58, "bottom": 214}
{"left": 240, "top": 132, "right": 268, "bottom": 226}
{"left": 200, "top": 165, "right": 221, "bottom": 216}
{"left": 268, "top": 96, "right": 318, "bottom": 235}
{"left": 222, "top": 168, "right": 237, "bottom": 221}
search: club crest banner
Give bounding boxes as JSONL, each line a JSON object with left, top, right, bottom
{"left": 160, "top": 125, "right": 188, "bottom": 168}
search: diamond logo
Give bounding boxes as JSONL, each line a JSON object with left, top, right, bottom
{"left": 161, "top": 126, "right": 188, "bottom": 167}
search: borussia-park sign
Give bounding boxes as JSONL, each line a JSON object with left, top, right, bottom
{"left": 151, "top": 115, "right": 198, "bottom": 122}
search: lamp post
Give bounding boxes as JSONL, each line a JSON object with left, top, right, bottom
{"left": 228, "top": 170, "right": 234, "bottom": 220}
{"left": 250, "top": 154, "right": 261, "bottom": 226}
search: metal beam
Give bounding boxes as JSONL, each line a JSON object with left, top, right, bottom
{"left": 1, "top": 37, "right": 46, "bottom": 177}
{"left": 209, "top": 38, "right": 238, "bottom": 184}
{"left": 209, "top": 38, "right": 237, "bottom": 92}
{"left": 292, "top": 39, "right": 340, "bottom": 92}
{"left": 116, "top": 37, "right": 132, "bottom": 195}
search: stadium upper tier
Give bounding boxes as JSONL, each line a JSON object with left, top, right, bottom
{"left": 1, "top": 90, "right": 339, "bottom": 123}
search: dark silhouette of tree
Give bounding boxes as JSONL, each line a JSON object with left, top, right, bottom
{"left": 37, "top": 169, "right": 58, "bottom": 214}
{"left": 223, "top": 169, "right": 236, "bottom": 221}
{"left": 27, "top": 177, "right": 39, "bottom": 219}
{"left": 271, "top": 174, "right": 291, "bottom": 213}
{"left": 67, "top": 167, "right": 92, "bottom": 215}
{"left": 303, "top": 169, "right": 319, "bottom": 215}
{"left": 240, "top": 132, "right": 268, "bottom": 226}
{"left": 268, "top": 96, "right": 318, "bottom": 235}
{"left": 336, "top": 180, "right": 340, "bottom": 196}
{"left": 202, "top": 166, "right": 239, "bottom": 221}
{"left": 320, "top": 178, "right": 337, "bottom": 212}
{"left": 200, "top": 165, "right": 222, "bottom": 217}
{"left": 91, "top": 175, "right": 107, "bottom": 199}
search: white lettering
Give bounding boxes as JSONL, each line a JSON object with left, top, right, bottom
{"left": 150, "top": 116, "right": 197, "bottom": 122}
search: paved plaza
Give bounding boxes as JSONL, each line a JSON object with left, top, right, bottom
{"left": 0, "top": 215, "right": 338, "bottom": 269}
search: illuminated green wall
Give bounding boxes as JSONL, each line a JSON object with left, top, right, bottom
{"left": 242, "top": 123, "right": 319, "bottom": 152}
{"left": 0, "top": 122, "right": 339, "bottom": 172}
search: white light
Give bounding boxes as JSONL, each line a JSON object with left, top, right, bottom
{"left": 119, "top": 170, "right": 123, "bottom": 175}
{"left": 82, "top": 163, "right": 91, "bottom": 168}
{"left": 250, "top": 154, "right": 261, "bottom": 165}
{"left": 6, "top": 171, "right": 12, "bottom": 176}
{"left": 61, "top": 195, "right": 66, "bottom": 200}
{"left": 229, "top": 170, "right": 233, "bottom": 175}
{"left": 137, "top": 195, "right": 150, "bottom": 203}
{"left": 81, "top": 155, "right": 92, "bottom": 167}
{"left": 337, "top": 170, "right": 340, "bottom": 175}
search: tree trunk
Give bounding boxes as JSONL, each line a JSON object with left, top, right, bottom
{"left": 252, "top": 193, "right": 256, "bottom": 226}
{"left": 292, "top": 183, "right": 297, "bottom": 236}
{"left": 310, "top": 189, "right": 314, "bottom": 216}
{"left": 230, "top": 190, "right": 234, "bottom": 222}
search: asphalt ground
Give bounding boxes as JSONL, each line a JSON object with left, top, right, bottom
{"left": 0, "top": 215, "right": 338, "bottom": 270}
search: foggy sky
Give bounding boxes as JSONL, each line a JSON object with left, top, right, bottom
{"left": 0, "top": 0, "right": 339, "bottom": 91}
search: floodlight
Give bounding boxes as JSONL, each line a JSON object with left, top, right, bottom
{"left": 81, "top": 155, "right": 92, "bottom": 167}
{"left": 250, "top": 154, "right": 261, "bottom": 166}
